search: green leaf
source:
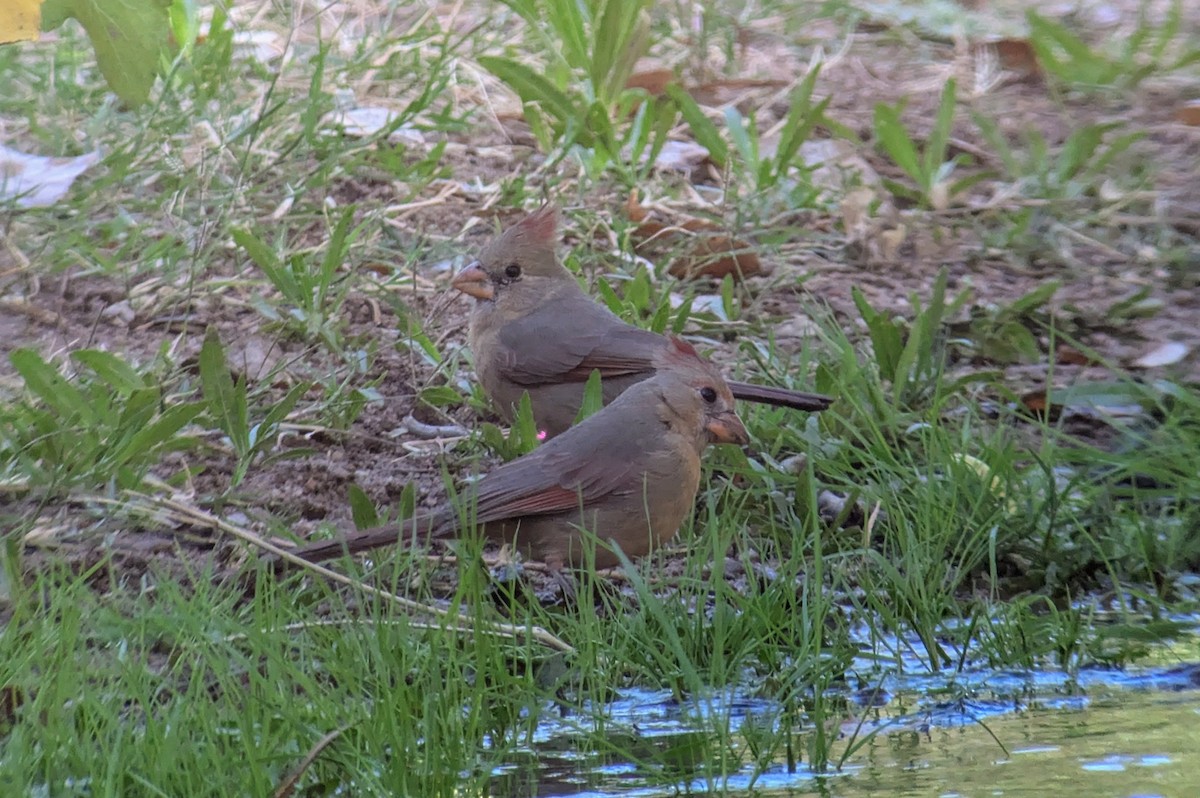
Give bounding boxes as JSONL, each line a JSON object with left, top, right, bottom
{"left": 348, "top": 483, "right": 381, "bottom": 529}
{"left": 591, "top": 0, "right": 625, "bottom": 99}
{"left": 72, "top": 349, "right": 146, "bottom": 393}
{"left": 478, "top": 56, "right": 583, "bottom": 140}
{"left": 1027, "top": 10, "right": 1120, "bottom": 85}
{"left": 574, "top": 369, "right": 605, "bottom": 424}
{"left": 261, "top": 382, "right": 307, "bottom": 430}
{"left": 41, "top": 0, "right": 172, "bottom": 106}
{"left": 720, "top": 274, "right": 736, "bottom": 320}
{"left": 773, "top": 67, "right": 825, "bottom": 171}
{"left": 595, "top": 278, "right": 626, "bottom": 315}
{"left": 509, "top": 392, "right": 541, "bottom": 457}
{"left": 10, "top": 348, "right": 93, "bottom": 423}
{"left": 852, "top": 288, "right": 902, "bottom": 382}
{"left": 403, "top": 321, "right": 444, "bottom": 367}
{"left": 666, "top": 84, "right": 727, "bottom": 168}
{"left": 670, "top": 294, "right": 694, "bottom": 334}
{"left": 626, "top": 267, "right": 650, "bottom": 311}
{"left": 318, "top": 207, "right": 358, "bottom": 302}
{"left": 418, "top": 385, "right": 465, "bottom": 408}
{"left": 1081, "top": 131, "right": 1145, "bottom": 181}
{"left": 1056, "top": 123, "right": 1112, "bottom": 183}
{"left": 648, "top": 295, "right": 671, "bottom": 334}
{"left": 1004, "top": 280, "right": 1060, "bottom": 318}
{"left": 198, "top": 327, "right": 249, "bottom": 454}
{"left": 971, "top": 112, "right": 1020, "bottom": 178}
{"left": 725, "top": 107, "right": 757, "bottom": 169}
{"left": 112, "top": 401, "right": 204, "bottom": 468}
{"left": 237, "top": 231, "right": 281, "bottom": 272}
{"left": 923, "top": 79, "right": 957, "bottom": 190}
{"left": 873, "top": 102, "right": 922, "bottom": 185}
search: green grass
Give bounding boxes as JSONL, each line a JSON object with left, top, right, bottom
{"left": 3, "top": 0, "right": 1200, "bottom": 794}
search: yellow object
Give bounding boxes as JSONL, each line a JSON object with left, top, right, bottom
{"left": 952, "top": 453, "right": 1018, "bottom": 515}
{"left": 0, "top": 0, "right": 41, "bottom": 44}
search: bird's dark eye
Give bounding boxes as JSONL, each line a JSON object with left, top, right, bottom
{"left": 700, "top": 386, "right": 717, "bottom": 403}
{"left": 504, "top": 263, "right": 522, "bottom": 279}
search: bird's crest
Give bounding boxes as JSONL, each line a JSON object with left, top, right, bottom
{"left": 663, "top": 336, "right": 700, "bottom": 363}
{"left": 516, "top": 203, "right": 558, "bottom": 246}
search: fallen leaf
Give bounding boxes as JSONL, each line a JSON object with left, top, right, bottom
{"left": 673, "top": 292, "right": 728, "bottom": 321}
{"left": 0, "top": 0, "right": 41, "bottom": 43}
{"left": 1133, "top": 341, "right": 1190, "bottom": 368}
{"left": 0, "top": 145, "right": 101, "bottom": 207}
{"left": 625, "top": 193, "right": 763, "bottom": 281}
{"left": 839, "top": 186, "right": 876, "bottom": 242}
{"left": 326, "top": 107, "right": 425, "bottom": 145}
{"left": 1021, "top": 381, "right": 1155, "bottom": 424}
{"left": 232, "top": 29, "right": 283, "bottom": 62}
{"left": 1055, "top": 343, "right": 1095, "bottom": 366}
{"left": 626, "top": 191, "right": 649, "bottom": 223}
{"left": 1175, "top": 100, "right": 1200, "bottom": 127}
{"left": 840, "top": 186, "right": 906, "bottom": 266}
{"left": 951, "top": 453, "right": 1017, "bottom": 513}
{"left": 688, "top": 78, "right": 787, "bottom": 108}
{"left": 1020, "top": 388, "right": 1053, "bottom": 418}
{"left": 650, "top": 139, "right": 711, "bottom": 173}
{"left": 625, "top": 69, "right": 673, "bottom": 97}
{"left": 877, "top": 224, "right": 908, "bottom": 262}
{"left": 986, "top": 38, "right": 1041, "bottom": 76}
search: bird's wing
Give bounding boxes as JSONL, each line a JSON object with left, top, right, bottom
{"left": 494, "top": 296, "right": 666, "bottom": 386}
{"left": 464, "top": 399, "right": 657, "bottom": 522}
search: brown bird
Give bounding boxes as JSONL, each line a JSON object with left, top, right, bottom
{"left": 292, "top": 338, "right": 749, "bottom": 574}
{"left": 452, "top": 204, "right": 832, "bottom": 439}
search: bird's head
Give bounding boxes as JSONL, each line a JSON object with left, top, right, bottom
{"left": 656, "top": 338, "right": 749, "bottom": 448}
{"left": 451, "top": 205, "right": 575, "bottom": 310}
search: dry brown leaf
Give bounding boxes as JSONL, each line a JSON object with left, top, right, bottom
{"left": 626, "top": 69, "right": 674, "bottom": 97}
{"left": 1019, "top": 389, "right": 1054, "bottom": 419}
{"left": 1175, "top": 101, "right": 1200, "bottom": 127}
{"left": 1055, "top": 343, "right": 1096, "bottom": 366}
{"left": 988, "top": 39, "right": 1041, "bottom": 76}
{"left": 688, "top": 78, "right": 787, "bottom": 108}
{"left": 625, "top": 193, "right": 763, "bottom": 281}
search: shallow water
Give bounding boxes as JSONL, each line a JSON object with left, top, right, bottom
{"left": 491, "top": 631, "right": 1200, "bottom": 798}
{"left": 493, "top": 678, "right": 1200, "bottom": 797}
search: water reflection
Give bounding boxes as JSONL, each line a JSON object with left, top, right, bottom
{"left": 491, "top": 665, "right": 1200, "bottom": 797}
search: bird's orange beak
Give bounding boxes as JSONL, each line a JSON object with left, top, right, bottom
{"left": 451, "top": 261, "right": 494, "bottom": 301}
{"left": 705, "top": 411, "right": 750, "bottom": 445}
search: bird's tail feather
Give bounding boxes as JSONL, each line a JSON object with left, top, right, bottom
{"left": 727, "top": 380, "right": 832, "bottom": 412}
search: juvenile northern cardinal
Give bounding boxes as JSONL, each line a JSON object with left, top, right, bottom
{"left": 452, "top": 204, "right": 832, "bottom": 438}
{"left": 292, "top": 338, "right": 749, "bottom": 573}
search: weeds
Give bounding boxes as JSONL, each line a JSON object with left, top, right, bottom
{"left": 480, "top": 0, "right": 663, "bottom": 175}
{"left": 1027, "top": 2, "right": 1200, "bottom": 91}
{"left": 235, "top": 208, "right": 361, "bottom": 352}
{"left": 873, "top": 79, "right": 991, "bottom": 209}
{"left": 198, "top": 329, "right": 309, "bottom": 491}
{"left": 1, "top": 348, "right": 203, "bottom": 494}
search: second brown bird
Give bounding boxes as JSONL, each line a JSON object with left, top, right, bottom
{"left": 453, "top": 204, "right": 832, "bottom": 439}
{"left": 292, "top": 339, "right": 748, "bottom": 573}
